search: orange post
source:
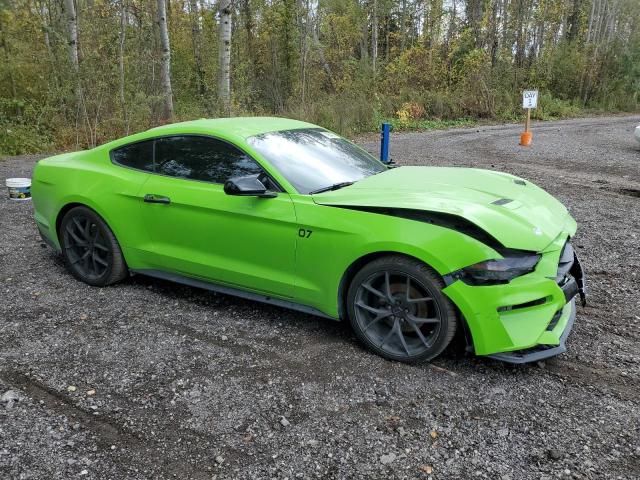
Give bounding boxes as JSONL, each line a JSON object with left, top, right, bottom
{"left": 520, "top": 109, "right": 532, "bottom": 146}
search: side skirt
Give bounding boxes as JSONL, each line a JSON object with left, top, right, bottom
{"left": 131, "top": 269, "right": 339, "bottom": 321}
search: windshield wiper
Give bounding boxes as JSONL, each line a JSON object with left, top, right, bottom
{"left": 309, "top": 181, "right": 355, "bottom": 195}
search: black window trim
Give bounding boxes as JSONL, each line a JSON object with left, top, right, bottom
{"left": 109, "top": 138, "right": 155, "bottom": 173}
{"left": 109, "top": 133, "right": 284, "bottom": 192}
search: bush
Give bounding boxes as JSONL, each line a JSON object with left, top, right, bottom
{"left": 0, "top": 99, "right": 52, "bottom": 156}
{"left": 534, "top": 93, "right": 580, "bottom": 120}
{"left": 289, "top": 91, "right": 377, "bottom": 135}
{"left": 0, "top": 123, "right": 51, "bottom": 156}
{"left": 396, "top": 102, "right": 426, "bottom": 121}
{"left": 419, "top": 91, "right": 464, "bottom": 120}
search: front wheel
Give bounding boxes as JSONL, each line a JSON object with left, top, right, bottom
{"left": 59, "top": 206, "right": 128, "bottom": 286}
{"left": 347, "top": 255, "right": 457, "bottom": 363}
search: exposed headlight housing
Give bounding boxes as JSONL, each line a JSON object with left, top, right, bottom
{"left": 452, "top": 253, "right": 541, "bottom": 285}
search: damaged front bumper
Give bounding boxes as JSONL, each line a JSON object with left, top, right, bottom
{"left": 486, "top": 299, "right": 576, "bottom": 364}
{"left": 443, "top": 237, "right": 586, "bottom": 364}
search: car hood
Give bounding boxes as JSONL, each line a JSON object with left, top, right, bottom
{"left": 312, "top": 166, "right": 576, "bottom": 252}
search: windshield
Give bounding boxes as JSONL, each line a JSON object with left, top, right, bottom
{"left": 247, "top": 128, "right": 387, "bottom": 194}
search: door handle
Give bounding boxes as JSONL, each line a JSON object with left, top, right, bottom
{"left": 144, "top": 194, "right": 171, "bottom": 204}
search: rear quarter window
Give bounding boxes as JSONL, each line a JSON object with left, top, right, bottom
{"left": 111, "top": 140, "right": 154, "bottom": 172}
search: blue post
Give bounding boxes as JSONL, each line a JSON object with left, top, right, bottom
{"left": 380, "top": 122, "right": 391, "bottom": 163}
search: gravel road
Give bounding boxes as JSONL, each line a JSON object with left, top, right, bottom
{"left": 1, "top": 115, "right": 639, "bottom": 480}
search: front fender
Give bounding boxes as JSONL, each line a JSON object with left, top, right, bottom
{"left": 292, "top": 197, "right": 499, "bottom": 318}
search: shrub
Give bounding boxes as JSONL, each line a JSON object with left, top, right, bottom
{"left": 534, "top": 93, "right": 580, "bottom": 120}
{"left": 396, "top": 102, "right": 426, "bottom": 121}
{"left": 0, "top": 99, "right": 52, "bottom": 156}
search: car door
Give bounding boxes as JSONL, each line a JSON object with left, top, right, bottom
{"left": 105, "top": 139, "right": 156, "bottom": 256}
{"left": 139, "top": 135, "right": 298, "bottom": 298}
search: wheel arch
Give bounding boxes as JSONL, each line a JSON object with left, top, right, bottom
{"left": 337, "top": 251, "right": 444, "bottom": 321}
{"left": 336, "top": 250, "right": 474, "bottom": 352}
{"left": 56, "top": 202, "right": 89, "bottom": 240}
{"left": 55, "top": 201, "right": 130, "bottom": 286}
{"left": 55, "top": 201, "right": 121, "bottom": 249}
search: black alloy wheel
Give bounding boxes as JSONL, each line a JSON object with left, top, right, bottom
{"left": 347, "top": 255, "right": 457, "bottom": 362}
{"left": 60, "top": 206, "right": 127, "bottom": 286}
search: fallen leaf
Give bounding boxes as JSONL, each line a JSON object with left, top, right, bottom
{"left": 419, "top": 465, "right": 433, "bottom": 474}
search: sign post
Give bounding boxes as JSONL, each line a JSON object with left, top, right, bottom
{"left": 520, "top": 90, "right": 538, "bottom": 146}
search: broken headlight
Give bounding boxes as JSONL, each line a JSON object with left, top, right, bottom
{"left": 455, "top": 253, "right": 541, "bottom": 285}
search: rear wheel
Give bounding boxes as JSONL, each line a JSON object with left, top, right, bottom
{"left": 347, "top": 255, "right": 457, "bottom": 363}
{"left": 59, "top": 206, "right": 127, "bottom": 286}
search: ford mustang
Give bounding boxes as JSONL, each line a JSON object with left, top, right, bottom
{"left": 32, "top": 117, "right": 586, "bottom": 363}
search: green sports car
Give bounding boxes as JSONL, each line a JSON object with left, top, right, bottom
{"left": 32, "top": 117, "right": 586, "bottom": 363}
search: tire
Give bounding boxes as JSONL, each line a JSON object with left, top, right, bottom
{"left": 347, "top": 255, "right": 457, "bottom": 363}
{"left": 59, "top": 206, "right": 128, "bottom": 287}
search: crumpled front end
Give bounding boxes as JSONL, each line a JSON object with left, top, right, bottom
{"left": 443, "top": 232, "right": 586, "bottom": 363}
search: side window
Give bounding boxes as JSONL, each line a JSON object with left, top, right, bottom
{"left": 111, "top": 140, "right": 154, "bottom": 172}
{"left": 155, "top": 136, "right": 263, "bottom": 184}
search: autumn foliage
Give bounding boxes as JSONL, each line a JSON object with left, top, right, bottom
{"left": 0, "top": 0, "right": 638, "bottom": 155}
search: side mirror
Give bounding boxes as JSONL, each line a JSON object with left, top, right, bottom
{"left": 224, "top": 174, "right": 276, "bottom": 198}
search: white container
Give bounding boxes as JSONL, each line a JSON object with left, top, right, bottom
{"left": 6, "top": 178, "right": 32, "bottom": 201}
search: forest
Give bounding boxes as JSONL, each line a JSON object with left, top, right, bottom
{"left": 0, "top": 0, "right": 638, "bottom": 154}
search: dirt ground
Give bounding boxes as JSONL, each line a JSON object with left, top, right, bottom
{"left": 1, "top": 115, "right": 639, "bottom": 480}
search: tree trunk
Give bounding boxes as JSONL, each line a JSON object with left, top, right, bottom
{"left": 488, "top": 0, "right": 499, "bottom": 66}
{"left": 299, "top": 0, "right": 310, "bottom": 105}
{"left": 41, "top": 5, "right": 60, "bottom": 88}
{"left": 312, "top": 18, "right": 336, "bottom": 91}
{"left": 189, "top": 0, "right": 206, "bottom": 97}
{"left": 63, "top": 0, "right": 80, "bottom": 99}
{"left": 359, "top": 0, "right": 368, "bottom": 60}
{"left": 445, "top": 0, "right": 457, "bottom": 54}
{"left": 501, "top": 0, "right": 509, "bottom": 50}
{"left": 586, "top": 0, "right": 596, "bottom": 42}
{"left": 400, "top": 0, "right": 406, "bottom": 51}
{"left": 371, "top": 0, "right": 377, "bottom": 74}
{"left": 566, "top": 0, "right": 583, "bottom": 42}
{"left": 428, "top": 0, "right": 443, "bottom": 48}
{"left": 218, "top": 0, "right": 232, "bottom": 115}
{"left": 465, "top": 0, "right": 484, "bottom": 48}
{"left": 63, "top": 0, "right": 92, "bottom": 146}
{"left": 280, "top": 0, "right": 295, "bottom": 100}
{"left": 119, "top": 0, "right": 129, "bottom": 134}
{"left": 157, "top": 0, "right": 174, "bottom": 122}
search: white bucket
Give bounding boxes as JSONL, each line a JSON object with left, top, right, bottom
{"left": 6, "top": 178, "right": 32, "bottom": 201}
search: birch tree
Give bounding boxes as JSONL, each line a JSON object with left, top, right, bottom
{"left": 63, "top": 0, "right": 80, "bottom": 104}
{"left": 218, "top": 0, "right": 232, "bottom": 115}
{"left": 157, "top": 0, "right": 174, "bottom": 122}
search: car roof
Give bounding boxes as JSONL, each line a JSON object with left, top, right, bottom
{"left": 97, "top": 116, "right": 321, "bottom": 154}
{"left": 146, "top": 116, "right": 318, "bottom": 139}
